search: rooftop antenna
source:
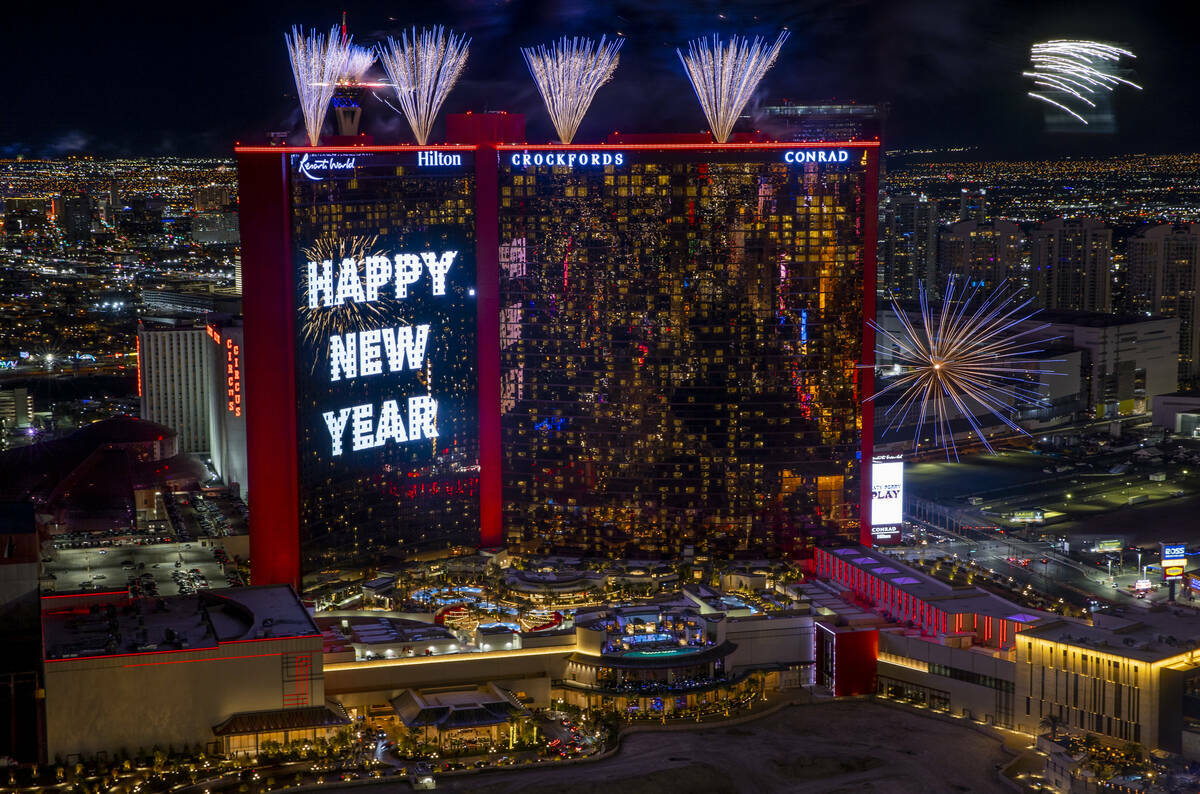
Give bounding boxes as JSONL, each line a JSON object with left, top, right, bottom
{"left": 677, "top": 32, "right": 789, "bottom": 143}
{"left": 378, "top": 27, "right": 471, "bottom": 145}
{"left": 521, "top": 36, "right": 623, "bottom": 144}
{"left": 285, "top": 25, "right": 354, "bottom": 146}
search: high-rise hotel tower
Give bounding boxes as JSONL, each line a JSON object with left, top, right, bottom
{"left": 237, "top": 126, "right": 878, "bottom": 589}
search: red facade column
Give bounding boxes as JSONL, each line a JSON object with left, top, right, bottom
{"left": 474, "top": 143, "right": 503, "bottom": 547}
{"left": 237, "top": 151, "right": 301, "bottom": 589}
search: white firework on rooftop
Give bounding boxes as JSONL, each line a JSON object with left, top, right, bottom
{"left": 521, "top": 36, "right": 623, "bottom": 144}
{"left": 1025, "top": 39, "right": 1141, "bottom": 125}
{"left": 378, "top": 27, "right": 471, "bottom": 146}
{"left": 869, "top": 277, "right": 1061, "bottom": 460}
{"left": 285, "top": 25, "right": 353, "bottom": 146}
{"left": 677, "top": 32, "right": 788, "bottom": 143}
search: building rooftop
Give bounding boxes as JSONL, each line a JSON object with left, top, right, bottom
{"left": 1019, "top": 607, "right": 1200, "bottom": 664}
{"left": 825, "top": 545, "right": 1055, "bottom": 625}
{"left": 42, "top": 585, "right": 317, "bottom": 662}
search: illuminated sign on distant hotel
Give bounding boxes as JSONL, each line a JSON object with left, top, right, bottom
{"left": 783, "top": 149, "right": 850, "bottom": 164}
{"left": 509, "top": 152, "right": 625, "bottom": 168}
{"left": 297, "top": 153, "right": 359, "bottom": 181}
{"left": 417, "top": 151, "right": 463, "bottom": 167}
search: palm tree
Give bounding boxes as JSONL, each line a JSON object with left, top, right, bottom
{"left": 1039, "top": 713, "right": 1063, "bottom": 740}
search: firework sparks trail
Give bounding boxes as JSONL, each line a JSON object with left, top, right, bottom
{"left": 299, "top": 236, "right": 404, "bottom": 373}
{"left": 521, "top": 36, "right": 623, "bottom": 144}
{"left": 1025, "top": 39, "right": 1141, "bottom": 125}
{"left": 677, "top": 32, "right": 788, "bottom": 143}
{"left": 339, "top": 46, "right": 377, "bottom": 84}
{"left": 868, "top": 277, "right": 1063, "bottom": 460}
{"left": 378, "top": 27, "right": 470, "bottom": 145}
{"left": 285, "top": 25, "right": 353, "bottom": 146}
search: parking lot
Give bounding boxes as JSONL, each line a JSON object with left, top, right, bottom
{"left": 43, "top": 542, "right": 237, "bottom": 596}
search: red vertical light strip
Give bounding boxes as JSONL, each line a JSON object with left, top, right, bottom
{"left": 859, "top": 147, "right": 879, "bottom": 547}
{"left": 474, "top": 141, "right": 503, "bottom": 547}
{"left": 135, "top": 334, "right": 142, "bottom": 397}
{"left": 238, "top": 150, "right": 300, "bottom": 589}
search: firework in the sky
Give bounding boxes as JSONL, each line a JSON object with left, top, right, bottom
{"left": 869, "top": 277, "right": 1060, "bottom": 460}
{"left": 285, "top": 25, "right": 353, "bottom": 146}
{"left": 522, "top": 36, "right": 623, "bottom": 144}
{"left": 377, "top": 27, "right": 471, "bottom": 145}
{"left": 339, "top": 45, "right": 376, "bottom": 84}
{"left": 299, "top": 236, "right": 401, "bottom": 372}
{"left": 677, "top": 32, "right": 789, "bottom": 143}
{"left": 1025, "top": 39, "right": 1141, "bottom": 125}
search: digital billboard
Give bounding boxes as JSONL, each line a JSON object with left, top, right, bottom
{"left": 871, "top": 458, "right": 904, "bottom": 543}
{"left": 1161, "top": 542, "right": 1187, "bottom": 581}
{"left": 289, "top": 151, "right": 479, "bottom": 580}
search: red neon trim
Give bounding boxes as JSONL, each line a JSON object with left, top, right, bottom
{"left": 234, "top": 144, "right": 478, "bottom": 153}
{"left": 121, "top": 651, "right": 286, "bottom": 668}
{"left": 45, "top": 633, "right": 322, "bottom": 663}
{"left": 497, "top": 141, "right": 879, "bottom": 151}
{"left": 41, "top": 590, "right": 129, "bottom": 600}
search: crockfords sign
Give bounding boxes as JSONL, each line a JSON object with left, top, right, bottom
{"left": 783, "top": 149, "right": 850, "bottom": 164}
{"left": 297, "top": 154, "right": 358, "bottom": 181}
{"left": 509, "top": 151, "right": 625, "bottom": 168}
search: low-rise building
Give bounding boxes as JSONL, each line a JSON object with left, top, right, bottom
{"left": 42, "top": 585, "right": 331, "bottom": 759}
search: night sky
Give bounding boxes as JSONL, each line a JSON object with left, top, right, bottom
{"left": 8, "top": 0, "right": 1196, "bottom": 157}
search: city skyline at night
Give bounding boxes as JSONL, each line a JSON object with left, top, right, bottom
{"left": 5, "top": 4, "right": 1200, "bottom": 792}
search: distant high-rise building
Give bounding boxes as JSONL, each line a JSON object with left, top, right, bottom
{"left": 194, "top": 185, "right": 231, "bottom": 212}
{"left": 137, "top": 318, "right": 211, "bottom": 453}
{"left": 959, "top": 187, "right": 987, "bottom": 223}
{"left": 1127, "top": 223, "right": 1200, "bottom": 384}
{"left": 759, "top": 101, "right": 886, "bottom": 143}
{"left": 192, "top": 211, "right": 240, "bottom": 245}
{"left": 0, "top": 388, "right": 34, "bottom": 430}
{"left": 882, "top": 193, "right": 937, "bottom": 300}
{"left": 937, "top": 220, "right": 1022, "bottom": 292}
{"left": 1030, "top": 218, "right": 1112, "bottom": 313}
{"left": 58, "top": 193, "right": 92, "bottom": 244}
{"left": 206, "top": 316, "right": 248, "bottom": 498}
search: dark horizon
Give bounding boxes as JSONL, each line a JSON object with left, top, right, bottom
{"left": 6, "top": 0, "right": 1197, "bottom": 158}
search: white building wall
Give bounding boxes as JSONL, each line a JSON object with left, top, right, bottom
{"left": 139, "top": 325, "right": 211, "bottom": 453}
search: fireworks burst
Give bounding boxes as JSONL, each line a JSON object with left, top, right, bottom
{"left": 378, "top": 27, "right": 471, "bottom": 145}
{"left": 339, "top": 45, "right": 377, "bottom": 84}
{"left": 299, "top": 236, "right": 401, "bottom": 372}
{"left": 677, "top": 32, "right": 789, "bottom": 143}
{"left": 869, "top": 278, "right": 1061, "bottom": 460}
{"left": 1025, "top": 39, "right": 1141, "bottom": 125}
{"left": 521, "top": 36, "right": 623, "bottom": 144}
{"left": 285, "top": 25, "right": 353, "bottom": 146}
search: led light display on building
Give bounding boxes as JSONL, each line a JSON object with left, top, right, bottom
{"left": 871, "top": 458, "right": 904, "bottom": 543}
{"left": 289, "top": 151, "right": 479, "bottom": 582}
{"left": 498, "top": 144, "right": 877, "bottom": 555}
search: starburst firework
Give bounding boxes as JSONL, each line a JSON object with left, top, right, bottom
{"left": 522, "top": 36, "right": 623, "bottom": 144}
{"left": 869, "top": 278, "right": 1060, "bottom": 459}
{"left": 677, "top": 32, "right": 789, "bottom": 143}
{"left": 298, "top": 236, "right": 401, "bottom": 372}
{"left": 378, "top": 27, "right": 471, "bottom": 145}
{"left": 1025, "top": 39, "right": 1141, "bottom": 125}
{"left": 285, "top": 25, "right": 353, "bottom": 146}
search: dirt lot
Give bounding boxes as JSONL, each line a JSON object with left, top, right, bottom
{"left": 437, "top": 700, "right": 1013, "bottom": 794}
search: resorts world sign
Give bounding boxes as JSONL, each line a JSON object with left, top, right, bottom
{"left": 305, "top": 251, "right": 458, "bottom": 457}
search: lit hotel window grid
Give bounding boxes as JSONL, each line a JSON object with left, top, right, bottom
{"left": 498, "top": 150, "right": 867, "bottom": 557}
{"left": 288, "top": 159, "right": 480, "bottom": 585}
